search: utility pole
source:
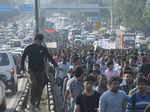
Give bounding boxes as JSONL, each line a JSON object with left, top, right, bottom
{"left": 35, "top": 0, "right": 39, "bottom": 35}
{"left": 110, "top": 8, "right": 113, "bottom": 30}
{"left": 110, "top": 0, "right": 113, "bottom": 32}
{"left": 78, "top": 0, "right": 81, "bottom": 23}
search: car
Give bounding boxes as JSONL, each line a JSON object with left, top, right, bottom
{"left": 0, "top": 50, "right": 18, "bottom": 93}
{"left": 11, "top": 52, "right": 22, "bottom": 75}
{"left": 0, "top": 75, "right": 6, "bottom": 111}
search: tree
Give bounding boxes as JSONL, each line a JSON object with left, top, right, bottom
{"left": 141, "top": 8, "right": 150, "bottom": 35}
{"left": 107, "top": 0, "right": 150, "bottom": 34}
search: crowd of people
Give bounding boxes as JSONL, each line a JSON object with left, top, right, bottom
{"left": 21, "top": 33, "right": 150, "bottom": 112}
{"left": 50, "top": 43, "right": 150, "bottom": 112}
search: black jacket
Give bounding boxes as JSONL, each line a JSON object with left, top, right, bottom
{"left": 21, "top": 43, "right": 57, "bottom": 72}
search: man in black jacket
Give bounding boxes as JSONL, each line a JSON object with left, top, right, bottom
{"left": 20, "top": 34, "right": 58, "bottom": 110}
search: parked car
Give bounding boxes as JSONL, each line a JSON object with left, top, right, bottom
{"left": 0, "top": 50, "right": 18, "bottom": 93}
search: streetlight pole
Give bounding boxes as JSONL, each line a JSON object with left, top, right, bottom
{"left": 110, "top": 8, "right": 113, "bottom": 32}
{"left": 35, "top": 0, "right": 39, "bottom": 35}
{"left": 78, "top": 0, "right": 81, "bottom": 23}
{"left": 110, "top": 0, "right": 113, "bottom": 32}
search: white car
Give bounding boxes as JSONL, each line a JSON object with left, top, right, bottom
{"left": 0, "top": 50, "right": 18, "bottom": 93}
{"left": 0, "top": 77, "right": 6, "bottom": 111}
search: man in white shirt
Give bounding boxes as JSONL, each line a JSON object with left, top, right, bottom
{"left": 105, "top": 60, "right": 118, "bottom": 80}
{"left": 99, "top": 76, "right": 128, "bottom": 112}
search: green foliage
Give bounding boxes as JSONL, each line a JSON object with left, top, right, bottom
{"left": 108, "top": 0, "right": 150, "bottom": 34}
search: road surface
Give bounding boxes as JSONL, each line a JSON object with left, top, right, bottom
{"left": 6, "top": 78, "right": 27, "bottom": 112}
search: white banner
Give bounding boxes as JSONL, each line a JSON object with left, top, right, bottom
{"left": 46, "top": 42, "right": 57, "bottom": 48}
{"left": 101, "top": 39, "right": 116, "bottom": 49}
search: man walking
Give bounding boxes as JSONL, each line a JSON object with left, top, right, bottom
{"left": 63, "top": 66, "right": 84, "bottom": 112}
{"left": 99, "top": 76, "right": 128, "bottom": 112}
{"left": 20, "top": 34, "right": 58, "bottom": 111}
{"left": 127, "top": 76, "right": 150, "bottom": 112}
{"left": 74, "top": 75, "right": 100, "bottom": 112}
